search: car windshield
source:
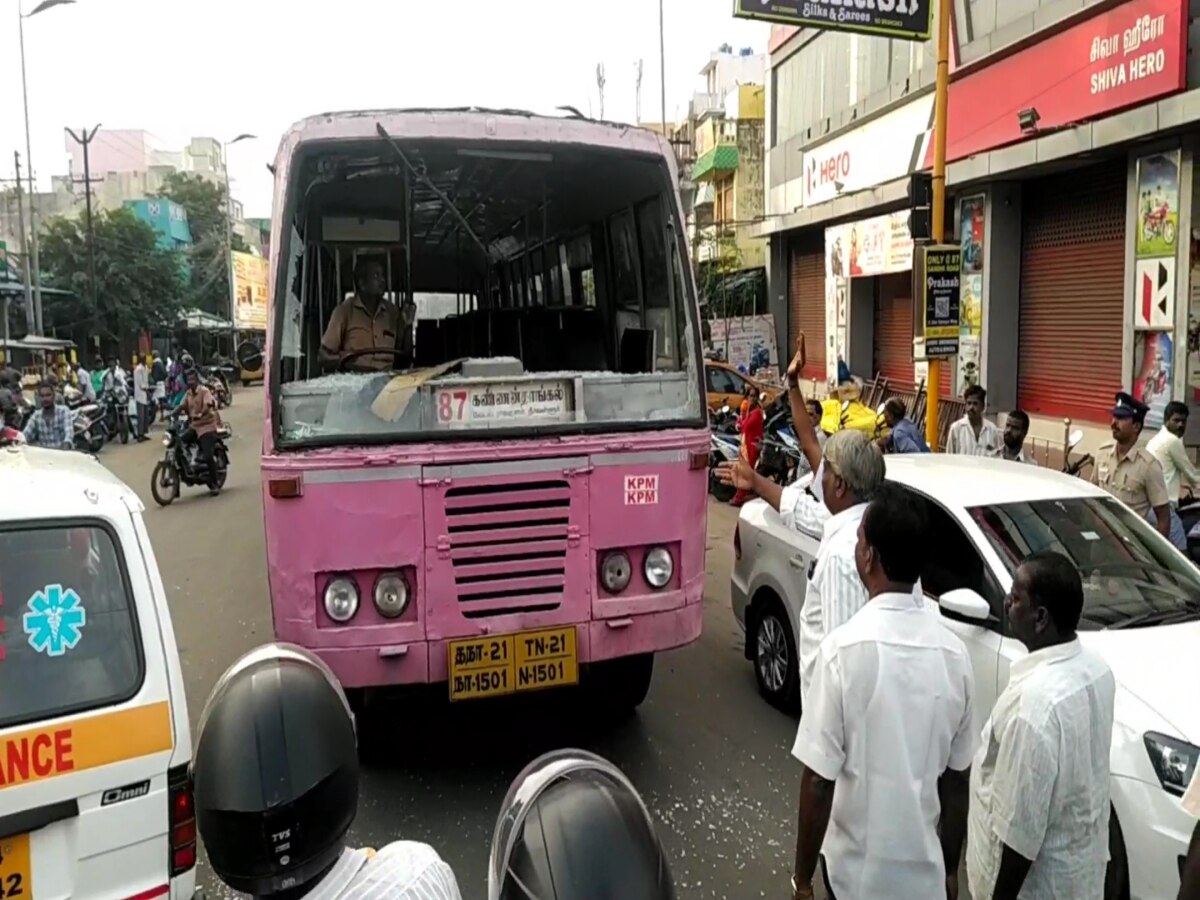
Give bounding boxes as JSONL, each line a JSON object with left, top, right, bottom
{"left": 969, "top": 496, "right": 1200, "bottom": 630}
{"left": 271, "top": 131, "right": 703, "bottom": 448}
{"left": 0, "top": 523, "right": 143, "bottom": 729}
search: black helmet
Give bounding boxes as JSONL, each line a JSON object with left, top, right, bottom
{"left": 488, "top": 750, "right": 674, "bottom": 900}
{"left": 192, "top": 644, "right": 358, "bottom": 897}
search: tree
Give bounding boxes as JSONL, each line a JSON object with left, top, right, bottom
{"left": 39, "top": 208, "right": 186, "bottom": 341}
{"left": 155, "top": 171, "right": 249, "bottom": 317}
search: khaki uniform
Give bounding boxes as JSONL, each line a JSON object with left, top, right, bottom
{"left": 1091, "top": 442, "right": 1169, "bottom": 516}
{"left": 321, "top": 297, "right": 411, "bottom": 371}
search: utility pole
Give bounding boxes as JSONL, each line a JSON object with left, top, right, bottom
{"left": 658, "top": 0, "right": 668, "bottom": 135}
{"left": 924, "top": 0, "right": 951, "bottom": 451}
{"left": 595, "top": 64, "right": 606, "bottom": 120}
{"left": 12, "top": 152, "right": 34, "bottom": 334}
{"left": 66, "top": 125, "right": 102, "bottom": 313}
{"left": 635, "top": 59, "right": 644, "bottom": 125}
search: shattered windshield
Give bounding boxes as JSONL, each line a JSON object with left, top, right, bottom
{"left": 271, "top": 133, "right": 703, "bottom": 446}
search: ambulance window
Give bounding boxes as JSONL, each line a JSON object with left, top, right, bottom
{"left": 0, "top": 523, "right": 143, "bottom": 730}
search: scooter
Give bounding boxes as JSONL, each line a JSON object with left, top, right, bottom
{"left": 708, "top": 414, "right": 741, "bottom": 503}
{"left": 1062, "top": 429, "right": 1093, "bottom": 478}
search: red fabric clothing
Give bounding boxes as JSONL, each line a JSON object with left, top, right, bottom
{"left": 739, "top": 407, "right": 764, "bottom": 466}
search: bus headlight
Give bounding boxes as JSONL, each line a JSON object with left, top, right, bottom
{"left": 324, "top": 576, "right": 359, "bottom": 623}
{"left": 644, "top": 547, "right": 674, "bottom": 589}
{"left": 601, "top": 551, "right": 632, "bottom": 593}
{"left": 374, "top": 573, "right": 409, "bottom": 619}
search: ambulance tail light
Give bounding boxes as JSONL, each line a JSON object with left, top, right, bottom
{"left": 168, "top": 764, "right": 197, "bottom": 876}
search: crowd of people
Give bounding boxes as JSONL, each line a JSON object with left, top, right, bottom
{"left": 0, "top": 348, "right": 222, "bottom": 453}
{"left": 717, "top": 336, "right": 1200, "bottom": 900}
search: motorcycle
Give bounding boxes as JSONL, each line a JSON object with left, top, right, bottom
{"left": 99, "top": 381, "right": 131, "bottom": 444}
{"left": 1062, "top": 429, "right": 1093, "bottom": 478}
{"left": 708, "top": 406, "right": 741, "bottom": 502}
{"left": 1142, "top": 201, "right": 1176, "bottom": 246}
{"left": 201, "top": 365, "right": 234, "bottom": 409}
{"left": 151, "top": 411, "right": 232, "bottom": 506}
{"left": 757, "top": 404, "right": 805, "bottom": 487}
{"left": 72, "top": 401, "right": 107, "bottom": 454}
{"left": 1176, "top": 492, "right": 1200, "bottom": 564}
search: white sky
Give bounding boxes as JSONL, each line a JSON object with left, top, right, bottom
{"left": 2, "top": 0, "right": 767, "bottom": 219}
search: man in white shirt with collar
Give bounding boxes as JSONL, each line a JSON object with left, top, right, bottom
{"left": 967, "top": 551, "right": 1116, "bottom": 900}
{"left": 790, "top": 482, "right": 976, "bottom": 900}
{"left": 1147, "top": 400, "right": 1198, "bottom": 551}
{"left": 948, "top": 383, "right": 1001, "bottom": 456}
{"left": 718, "top": 334, "right": 897, "bottom": 704}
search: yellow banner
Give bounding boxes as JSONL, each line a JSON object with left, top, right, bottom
{"left": 232, "top": 251, "right": 269, "bottom": 331}
{"left": 0, "top": 702, "right": 173, "bottom": 790}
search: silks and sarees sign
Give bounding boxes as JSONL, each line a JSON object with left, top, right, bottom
{"left": 734, "top": 0, "right": 932, "bottom": 42}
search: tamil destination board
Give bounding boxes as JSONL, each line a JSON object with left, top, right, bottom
{"left": 733, "top": 0, "right": 932, "bottom": 41}
{"left": 920, "top": 245, "right": 961, "bottom": 359}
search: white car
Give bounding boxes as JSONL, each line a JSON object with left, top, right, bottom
{"left": 0, "top": 446, "right": 196, "bottom": 900}
{"left": 731, "top": 455, "right": 1199, "bottom": 900}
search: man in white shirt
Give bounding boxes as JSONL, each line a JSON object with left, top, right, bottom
{"left": 1147, "top": 400, "right": 1198, "bottom": 551}
{"left": 967, "top": 550, "right": 1116, "bottom": 900}
{"left": 790, "top": 482, "right": 976, "bottom": 900}
{"left": 989, "top": 409, "right": 1037, "bottom": 465}
{"left": 1181, "top": 767, "right": 1200, "bottom": 899}
{"left": 298, "top": 842, "right": 461, "bottom": 900}
{"left": 132, "top": 355, "right": 150, "bottom": 442}
{"left": 718, "top": 334, "right": 896, "bottom": 704}
{"left": 948, "top": 383, "right": 1001, "bottom": 456}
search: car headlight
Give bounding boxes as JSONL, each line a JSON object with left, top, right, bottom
{"left": 323, "top": 576, "right": 359, "bottom": 623}
{"left": 1144, "top": 732, "right": 1198, "bottom": 795}
{"left": 374, "top": 572, "right": 409, "bottom": 619}
{"left": 600, "top": 551, "right": 632, "bottom": 593}
{"left": 644, "top": 547, "right": 674, "bottom": 589}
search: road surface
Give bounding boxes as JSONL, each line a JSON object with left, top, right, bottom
{"left": 97, "top": 388, "right": 849, "bottom": 899}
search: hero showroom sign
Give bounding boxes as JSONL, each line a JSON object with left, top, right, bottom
{"left": 924, "top": 0, "right": 1187, "bottom": 167}
{"left": 734, "top": 0, "right": 931, "bottom": 41}
{"left": 802, "top": 96, "right": 933, "bottom": 207}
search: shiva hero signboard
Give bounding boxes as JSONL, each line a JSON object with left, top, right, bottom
{"left": 734, "top": 0, "right": 932, "bottom": 41}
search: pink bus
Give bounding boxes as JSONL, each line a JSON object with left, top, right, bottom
{"left": 260, "top": 109, "right": 708, "bottom": 720}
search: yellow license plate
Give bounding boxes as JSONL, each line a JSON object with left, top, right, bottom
{"left": 448, "top": 626, "right": 578, "bottom": 701}
{"left": 0, "top": 833, "right": 30, "bottom": 900}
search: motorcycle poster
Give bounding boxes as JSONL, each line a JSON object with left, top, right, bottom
{"left": 1135, "top": 150, "right": 1180, "bottom": 259}
{"left": 1132, "top": 330, "right": 1174, "bottom": 430}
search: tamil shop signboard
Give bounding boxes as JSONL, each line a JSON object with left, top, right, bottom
{"left": 790, "top": 0, "right": 1187, "bottom": 210}
{"left": 734, "top": 0, "right": 932, "bottom": 41}
{"left": 927, "top": 0, "right": 1188, "bottom": 168}
{"left": 917, "top": 245, "right": 961, "bottom": 359}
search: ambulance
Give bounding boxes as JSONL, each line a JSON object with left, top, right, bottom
{"left": 0, "top": 446, "right": 195, "bottom": 900}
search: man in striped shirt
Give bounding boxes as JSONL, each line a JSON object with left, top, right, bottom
{"left": 299, "top": 841, "right": 462, "bottom": 900}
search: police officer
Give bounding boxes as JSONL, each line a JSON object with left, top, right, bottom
{"left": 1092, "top": 392, "right": 1171, "bottom": 539}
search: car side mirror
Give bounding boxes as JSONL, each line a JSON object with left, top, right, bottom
{"left": 939, "top": 588, "right": 992, "bottom": 623}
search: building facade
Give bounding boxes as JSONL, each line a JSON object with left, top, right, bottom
{"left": 760, "top": 0, "right": 1200, "bottom": 451}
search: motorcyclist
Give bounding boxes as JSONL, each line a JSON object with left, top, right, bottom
{"left": 172, "top": 368, "right": 222, "bottom": 493}
{"left": 488, "top": 749, "right": 675, "bottom": 900}
{"left": 193, "top": 643, "right": 464, "bottom": 900}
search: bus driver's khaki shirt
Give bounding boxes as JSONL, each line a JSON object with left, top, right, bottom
{"left": 321, "top": 296, "right": 406, "bottom": 371}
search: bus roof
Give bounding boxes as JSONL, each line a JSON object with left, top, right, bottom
{"left": 273, "top": 107, "right": 680, "bottom": 175}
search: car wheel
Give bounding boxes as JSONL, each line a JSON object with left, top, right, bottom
{"left": 1104, "top": 810, "right": 1129, "bottom": 900}
{"left": 752, "top": 595, "right": 799, "bottom": 711}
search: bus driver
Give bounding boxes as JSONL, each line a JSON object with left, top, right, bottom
{"left": 320, "top": 256, "right": 416, "bottom": 372}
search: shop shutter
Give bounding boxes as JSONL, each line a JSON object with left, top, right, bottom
{"left": 1019, "top": 161, "right": 1126, "bottom": 422}
{"left": 874, "top": 273, "right": 915, "bottom": 391}
{"left": 788, "top": 237, "right": 825, "bottom": 380}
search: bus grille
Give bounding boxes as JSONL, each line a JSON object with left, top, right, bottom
{"left": 445, "top": 479, "right": 570, "bottom": 618}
